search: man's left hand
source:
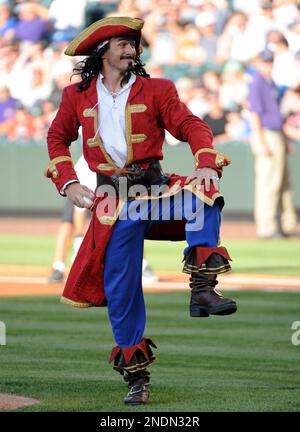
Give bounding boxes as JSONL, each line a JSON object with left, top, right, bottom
{"left": 185, "top": 168, "right": 220, "bottom": 192}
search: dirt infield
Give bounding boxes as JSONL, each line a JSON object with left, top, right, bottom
{"left": 0, "top": 267, "right": 300, "bottom": 297}
{"left": 0, "top": 218, "right": 299, "bottom": 296}
{"left": 0, "top": 394, "right": 39, "bottom": 411}
{"left": 0, "top": 217, "right": 261, "bottom": 239}
{"left": 1, "top": 217, "right": 300, "bottom": 239}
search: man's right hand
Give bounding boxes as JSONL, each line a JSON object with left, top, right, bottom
{"left": 65, "top": 183, "right": 95, "bottom": 208}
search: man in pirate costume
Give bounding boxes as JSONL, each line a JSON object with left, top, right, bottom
{"left": 45, "top": 16, "right": 236, "bottom": 406}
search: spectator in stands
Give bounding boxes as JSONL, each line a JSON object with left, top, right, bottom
{"left": 0, "top": 43, "right": 19, "bottom": 88}
{"left": 254, "top": 1, "right": 278, "bottom": 37}
{"left": 0, "top": 104, "right": 35, "bottom": 141}
{"left": 232, "top": 0, "right": 261, "bottom": 14}
{"left": 176, "top": 23, "right": 207, "bottom": 65}
{"left": 40, "top": 100, "right": 57, "bottom": 129}
{"left": 21, "top": 65, "right": 52, "bottom": 109}
{"left": 176, "top": 76, "right": 207, "bottom": 116}
{"left": 13, "top": 2, "right": 49, "bottom": 43}
{"left": 272, "top": 0, "right": 299, "bottom": 29}
{"left": 195, "top": 11, "right": 218, "bottom": 62}
{"left": 225, "top": 107, "right": 250, "bottom": 143}
{"left": 7, "top": 43, "right": 51, "bottom": 108}
{"left": 0, "top": 85, "right": 17, "bottom": 124}
{"left": 175, "top": 76, "right": 197, "bottom": 105}
{"left": 32, "top": 113, "right": 47, "bottom": 141}
{"left": 217, "top": 11, "right": 262, "bottom": 64}
{"left": 48, "top": 0, "right": 87, "bottom": 43}
{"left": 219, "top": 60, "right": 248, "bottom": 111}
{"left": 148, "top": 7, "right": 181, "bottom": 65}
{"left": 45, "top": 40, "right": 72, "bottom": 76}
{"left": 145, "top": 62, "right": 164, "bottom": 78}
{"left": 201, "top": 69, "right": 221, "bottom": 94}
{"left": 196, "top": 0, "right": 230, "bottom": 36}
{"left": 85, "top": 0, "right": 119, "bottom": 25}
{"left": 289, "top": 1, "right": 300, "bottom": 35}
{"left": 0, "top": 2, "right": 16, "bottom": 42}
{"left": 203, "top": 92, "right": 229, "bottom": 144}
{"left": 49, "top": 59, "right": 80, "bottom": 108}
{"left": 266, "top": 30, "right": 300, "bottom": 90}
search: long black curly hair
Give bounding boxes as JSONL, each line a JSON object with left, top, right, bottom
{"left": 72, "top": 41, "right": 150, "bottom": 92}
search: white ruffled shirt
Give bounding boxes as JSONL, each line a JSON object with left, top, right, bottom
{"left": 96, "top": 72, "right": 136, "bottom": 167}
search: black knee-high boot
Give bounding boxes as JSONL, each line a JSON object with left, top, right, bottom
{"left": 123, "top": 369, "right": 150, "bottom": 405}
{"left": 109, "top": 337, "right": 157, "bottom": 405}
{"left": 189, "top": 272, "right": 237, "bottom": 317}
{"left": 183, "top": 246, "right": 237, "bottom": 317}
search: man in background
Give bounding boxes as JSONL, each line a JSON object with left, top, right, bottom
{"left": 247, "top": 50, "right": 297, "bottom": 239}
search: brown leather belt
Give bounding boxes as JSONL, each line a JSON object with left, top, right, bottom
{"left": 96, "top": 160, "right": 170, "bottom": 196}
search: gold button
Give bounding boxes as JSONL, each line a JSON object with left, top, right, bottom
{"left": 52, "top": 170, "right": 59, "bottom": 179}
{"left": 216, "top": 157, "right": 225, "bottom": 168}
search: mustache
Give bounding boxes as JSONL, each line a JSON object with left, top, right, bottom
{"left": 120, "top": 55, "right": 135, "bottom": 60}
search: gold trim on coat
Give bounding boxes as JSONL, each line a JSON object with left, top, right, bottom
{"left": 131, "top": 133, "right": 147, "bottom": 143}
{"left": 83, "top": 108, "right": 118, "bottom": 170}
{"left": 125, "top": 103, "right": 133, "bottom": 164}
{"left": 60, "top": 296, "right": 93, "bottom": 308}
{"left": 44, "top": 156, "right": 74, "bottom": 178}
{"left": 98, "top": 200, "right": 126, "bottom": 225}
{"left": 130, "top": 104, "right": 147, "bottom": 113}
{"left": 97, "top": 163, "right": 115, "bottom": 171}
{"left": 136, "top": 178, "right": 222, "bottom": 207}
{"left": 194, "top": 148, "right": 231, "bottom": 168}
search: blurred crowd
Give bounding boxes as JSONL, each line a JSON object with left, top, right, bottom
{"left": 0, "top": 0, "right": 300, "bottom": 146}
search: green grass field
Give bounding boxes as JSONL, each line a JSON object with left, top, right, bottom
{"left": 1, "top": 291, "right": 300, "bottom": 412}
{"left": 1, "top": 233, "right": 299, "bottom": 411}
{"left": 0, "top": 235, "right": 300, "bottom": 276}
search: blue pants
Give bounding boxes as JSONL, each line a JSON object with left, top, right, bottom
{"left": 104, "top": 192, "right": 221, "bottom": 348}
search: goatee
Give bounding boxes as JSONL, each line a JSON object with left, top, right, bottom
{"left": 127, "top": 60, "right": 134, "bottom": 71}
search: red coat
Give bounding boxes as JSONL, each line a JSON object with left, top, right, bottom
{"left": 46, "top": 76, "right": 231, "bottom": 308}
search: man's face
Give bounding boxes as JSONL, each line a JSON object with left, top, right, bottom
{"left": 258, "top": 60, "right": 273, "bottom": 77}
{"left": 102, "top": 37, "right": 136, "bottom": 73}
